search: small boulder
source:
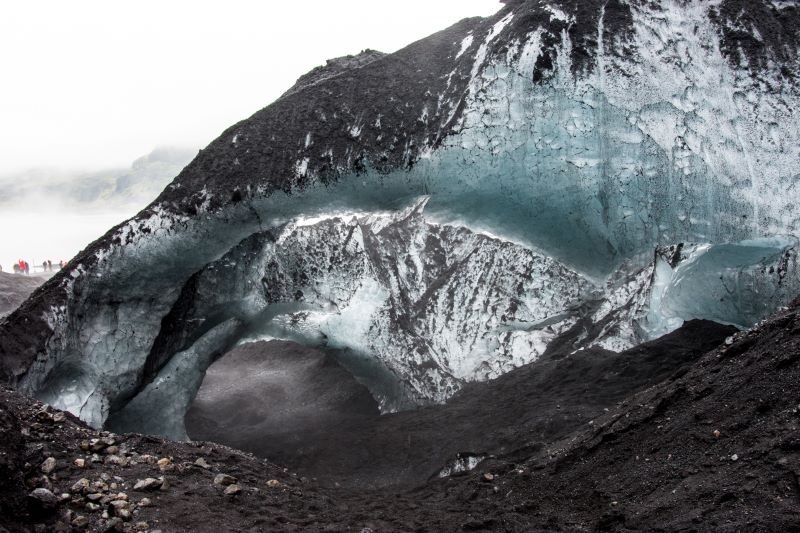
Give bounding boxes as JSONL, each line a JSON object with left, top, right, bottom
{"left": 194, "top": 457, "right": 211, "bottom": 469}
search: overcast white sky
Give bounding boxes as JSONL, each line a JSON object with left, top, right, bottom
{"left": 0, "top": 0, "right": 500, "bottom": 176}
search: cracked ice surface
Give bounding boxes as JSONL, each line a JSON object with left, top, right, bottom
{"left": 21, "top": 1, "right": 800, "bottom": 431}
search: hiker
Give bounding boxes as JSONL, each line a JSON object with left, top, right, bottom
{"left": 47, "top": 260, "right": 52, "bottom": 271}
{"left": 24, "top": 261, "right": 29, "bottom": 275}
{"left": 13, "top": 263, "right": 19, "bottom": 274}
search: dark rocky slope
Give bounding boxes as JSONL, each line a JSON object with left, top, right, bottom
{"left": 2, "top": 301, "right": 800, "bottom": 531}
{"left": 186, "top": 320, "right": 735, "bottom": 489}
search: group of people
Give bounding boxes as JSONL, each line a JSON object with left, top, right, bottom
{"left": 0, "top": 259, "right": 66, "bottom": 275}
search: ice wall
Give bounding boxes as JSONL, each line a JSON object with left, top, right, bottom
{"left": 13, "top": 0, "right": 800, "bottom": 431}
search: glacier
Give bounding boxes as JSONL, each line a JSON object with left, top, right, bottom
{"left": 83, "top": 199, "right": 800, "bottom": 437}
{"left": 2, "top": 0, "right": 798, "bottom": 436}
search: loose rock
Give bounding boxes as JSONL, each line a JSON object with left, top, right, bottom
{"left": 71, "top": 516, "right": 89, "bottom": 528}
{"left": 71, "top": 478, "right": 91, "bottom": 494}
{"left": 40, "top": 457, "right": 57, "bottom": 474}
{"left": 28, "top": 488, "right": 58, "bottom": 510}
{"left": 133, "top": 478, "right": 163, "bottom": 491}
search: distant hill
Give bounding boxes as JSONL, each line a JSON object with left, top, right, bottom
{"left": 0, "top": 146, "right": 196, "bottom": 211}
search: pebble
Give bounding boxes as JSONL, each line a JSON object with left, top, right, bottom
{"left": 133, "top": 477, "right": 164, "bottom": 491}
{"left": 71, "top": 478, "right": 91, "bottom": 494}
{"left": 731, "top": 454, "right": 739, "bottom": 461}
{"left": 266, "top": 479, "right": 281, "bottom": 488}
{"left": 41, "top": 457, "right": 57, "bottom": 474}
{"left": 135, "top": 522, "right": 150, "bottom": 530}
{"left": 74, "top": 458, "right": 86, "bottom": 468}
{"left": 157, "top": 457, "right": 174, "bottom": 472}
{"left": 214, "top": 473, "right": 237, "bottom": 486}
{"left": 105, "top": 455, "right": 127, "bottom": 466}
{"left": 89, "top": 439, "right": 107, "bottom": 453}
{"left": 482, "top": 473, "right": 495, "bottom": 482}
{"left": 137, "top": 498, "right": 152, "bottom": 508}
{"left": 71, "top": 516, "right": 89, "bottom": 528}
{"left": 713, "top": 430, "right": 721, "bottom": 438}
{"left": 110, "top": 500, "right": 130, "bottom": 511}
{"left": 224, "top": 484, "right": 242, "bottom": 495}
{"left": 194, "top": 457, "right": 211, "bottom": 469}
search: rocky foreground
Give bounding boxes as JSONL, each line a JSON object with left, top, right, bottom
{"left": 3, "top": 298, "right": 800, "bottom": 531}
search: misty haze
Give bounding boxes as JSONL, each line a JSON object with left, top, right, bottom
{"left": 0, "top": 147, "right": 195, "bottom": 273}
